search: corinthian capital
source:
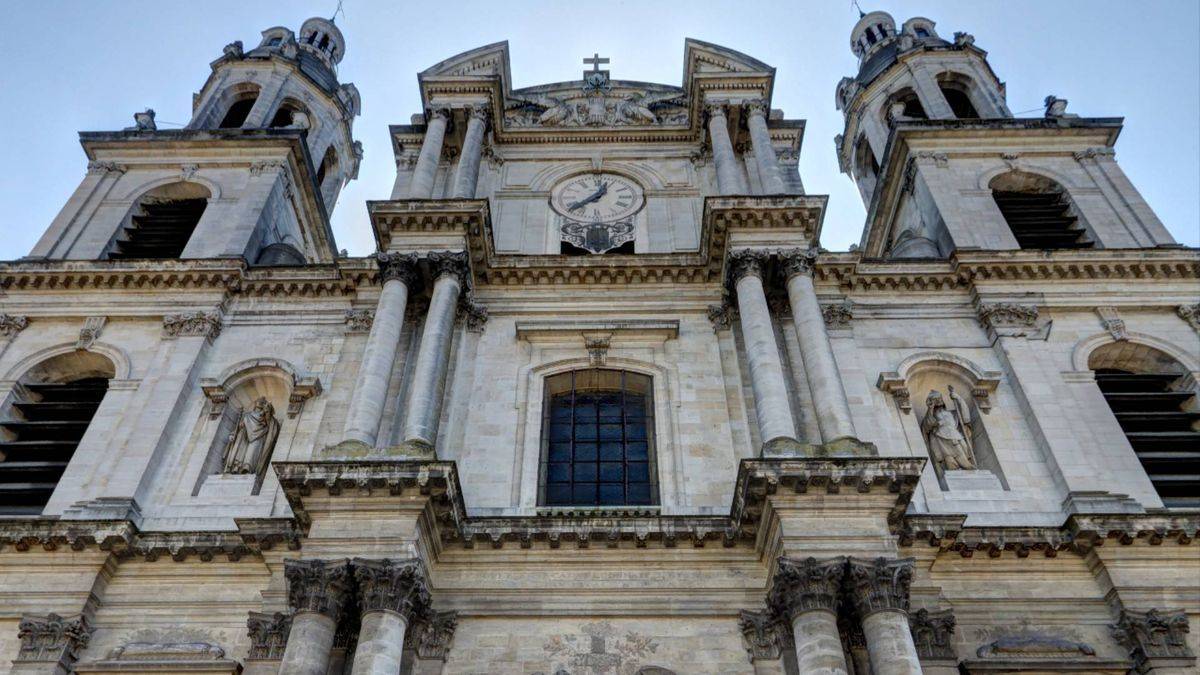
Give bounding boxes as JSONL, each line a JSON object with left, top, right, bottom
{"left": 767, "top": 556, "right": 847, "bottom": 620}
{"left": 162, "top": 311, "right": 223, "bottom": 342}
{"left": 847, "top": 557, "right": 914, "bottom": 617}
{"left": 466, "top": 104, "right": 490, "bottom": 123}
{"left": 743, "top": 98, "right": 769, "bottom": 118}
{"left": 376, "top": 252, "right": 420, "bottom": 286}
{"left": 1110, "top": 608, "right": 1194, "bottom": 671}
{"left": 0, "top": 313, "right": 29, "bottom": 339}
{"left": 16, "top": 613, "right": 92, "bottom": 667}
{"left": 426, "top": 250, "right": 470, "bottom": 285}
{"left": 284, "top": 558, "right": 353, "bottom": 623}
{"left": 705, "top": 101, "right": 730, "bottom": 119}
{"left": 727, "top": 249, "right": 769, "bottom": 283}
{"left": 778, "top": 247, "right": 819, "bottom": 279}
{"left": 352, "top": 558, "right": 432, "bottom": 621}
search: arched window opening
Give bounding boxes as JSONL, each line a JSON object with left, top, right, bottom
{"left": 887, "top": 89, "right": 927, "bottom": 122}
{"left": 106, "top": 182, "right": 210, "bottom": 260}
{"left": 0, "top": 352, "right": 114, "bottom": 515}
{"left": 219, "top": 97, "right": 256, "bottom": 129}
{"left": 865, "top": 28, "right": 878, "bottom": 45}
{"left": 940, "top": 86, "right": 978, "bottom": 119}
{"left": 1090, "top": 344, "right": 1199, "bottom": 508}
{"left": 269, "top": 99, "right": 310, "bottom": 129}
{"left": 317, "top": 145, "right": 339, "bottom": 190}
{"left": 318, "top": 34, "right": 330, "bottom": 51}
{"left": 915, "top": 27, "right": 930, "bottom": 38}
{"left": 989, "top": 171, "right": 1093, "bottom": 249}
{"left": 539, "top": 369, "right": 657, "bottom": 507}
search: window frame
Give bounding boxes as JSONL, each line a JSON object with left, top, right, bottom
{"left": 537, "top": 369, "right": 659, "bottom": 508}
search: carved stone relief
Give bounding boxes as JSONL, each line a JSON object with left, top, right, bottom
{"left": 220, "top": 397, "right": 280, "bottom": 476}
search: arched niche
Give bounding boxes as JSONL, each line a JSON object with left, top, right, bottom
{"left": 217, "top": 82, "right": 261, "bottom": 129}
{"left": 0, "top": 350, "right": 115, "bottom": 514}
{"left": 193, "top": 360, "right": 321, "bottom": 495}
{"left": 878, "top": 353, "right": 1008, "bottom": 490}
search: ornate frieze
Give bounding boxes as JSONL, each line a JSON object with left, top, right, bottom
{"left": 162, "top": 311, "right": 223, "bottom": 341}
{"left": 846, "top": 557, "right": 914, "bottom": 617}
{"left": 738, "top": 609, "right": 789, "bottom": 662}
{"left": 376, "top": 251, "right": 420, "bottom": 286}
{"left": 284, "top": 558, "right": 353, "bottom": 623}
{"left": 344, "top": 309, "right": 374, "bottom": 333}
{"left": 1110, "top": 608, "right": 1194, "bottom": 672}
{"left": 246, "top": 611, "right": 291, "bottom": 661}
{"left": 16, "top": 613, "right": 92, "bottom": 667}
{"left": 77, "top": 316, "right": 107, "bottom": 350}
{"left": 404, "top": 610, "right": 459, "bottom": 661}
{"left": 976, "top": 302, "right": 1044, "bottom": 338}
{"left": 351, "top": 557, "right": 432, "bottom": 622}
{"left": 0, "top": 313, "right": 29, "bottom": 338}
{"left": 766, "top": 556, "right": 847, "bottom": 620}
{"left": 778, "top": 247, "right": 818, "bottom": 279}
{"left": 726, "top": 249, "right": 769, "bottom": 282}
{"left": 909, "top": 608, "right": 957, "bottom": 660}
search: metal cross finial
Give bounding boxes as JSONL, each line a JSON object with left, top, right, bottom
{"left": 583, "top": 53, "right": 610, "bottom": 72}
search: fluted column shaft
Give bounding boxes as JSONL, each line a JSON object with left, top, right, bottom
{"left": 849, "top": 557, "right": 922, "bottom": 675}
{"left": 451, "top": 107, "right": 487, "bottom": 199}
{"left": 351, "top": 558, "right": 430, "bottom": 675}
{"left": 343, "top": 254, "right": 419, "bottom": 447}
{"left": 408, "top": 109, "right": 448, "bottom": 198}
{"left": 402, "top": 253, "right": 467, "bottom": 448}
{"left": 707, "top": 103, "right": 747, "bottom": 194}
{"left": 746, "top": 100, "right": 785, "bottom": 194}
{"left": 783, "top": 250, "right": 857, "bottom": 443}
{"left": 281, "top": 560, "right": 352, "bottom": 675}
{"left": 730, "top": 251, "right": 797, "bottom": 446}
{"left": 768, "top": 556, "right": 850, "bottom": 675}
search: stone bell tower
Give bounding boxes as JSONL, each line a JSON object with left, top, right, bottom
{"left": 28, "top": 16, "right": 361, "bottom": 266}
{"left": 835, "top": 10, "right": 1175, "bottom": 259}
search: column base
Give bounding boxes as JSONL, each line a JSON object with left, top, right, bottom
{"left": 761, "top": 436, "right": 878, "bottom": 458}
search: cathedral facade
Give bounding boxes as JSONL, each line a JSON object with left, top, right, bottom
{"left": 1, "top": 10, "right": 1198, "bottom": 675}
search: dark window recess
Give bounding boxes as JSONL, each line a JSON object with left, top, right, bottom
{"left": 270, "top": 107, "right": 295, "bottom": 128}
{"left": 993, "top": 191, "right": 1093, "bottom": 249}
{"left": 107, "top": 198, "right": 206, "bottom": 260}
{"left": 0, "top": 378, "right": 108, "bottom": 515}
{"left": 939, "top": 87, "right": 979, "bottom": 119}
{"left": 219, "top": 98, "right": 256, "bottom": 129}
{"left": 915, "top": 27, "right": 930, "bottom": 38}
{"left": 540, "top": 370, "right": 657, "bottom": 507}
{"left": 1094, "top": 370, "right": 1200, "bottom": 508}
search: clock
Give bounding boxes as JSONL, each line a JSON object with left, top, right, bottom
{"left": 550, "top": 173, "right": 645, "bottom": 223}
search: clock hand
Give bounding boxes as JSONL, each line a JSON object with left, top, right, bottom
{"left": 567, "top": 185, "right": 607, "bottom": 211}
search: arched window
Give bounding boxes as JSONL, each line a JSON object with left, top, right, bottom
{"left": 936, "top": 74, "right": 981, "bottom": 119}
{"left": 269, "top": 99, "right": 310, "bottom": 129}
{"left": 215, "top": 83, "right": 261, "bottom": 129}
{"left": 853, "top": 134, "right": 880, "bottom": 204}
{"left": 539, "top": 370, "right": 657, "bottom": 507}
{"left": 0, "top": 352, "right": 114, "bottom": 514}
{"left": 887, "top": 88, "right": 927, "bottom": 121}
{"left": 106, "top": 182, "right": 210, "bottom": 260}
{"left": 316, "top": 145, "right": 339, "bottom": 190}
{"left": 989, "top": 171, "right": 1093, "bottom": 249}
{"left": 1090, "top": 344, "right": 1199, "bottom": 507}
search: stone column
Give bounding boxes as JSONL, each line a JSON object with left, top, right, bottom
{"left": 408, "top": 108, "right": 449, "bottom": 199}
{"left": 766, "top": 556, "right": 850, "bottom": 674}
{"left": 729, "top": 250, "right": 797, "bottom": 447}
{"left": 351, "top": 558, "right": 432, "bottom": 675}
{"left": 707, "top": 102, "right": 747, "bottom": 194}
{"left": 848, "top": 557, "right": 922, "bottom": 675}
{"left": 342, "top": 253, "right": 420, "bottom": 447}
{"left": 745, "top": 99, "right": 785, "bottom": 194}
{"left": 280, "top": 559, "right": 352, "bottom": 675}
{"left": 451, "top": 105, "right": 488, "bottom": 199}
{"left": 781, "top": 249, "right": 857, "bottom": 444}
{"left": 402, "top": 251, "right": 469, "bottom": 450}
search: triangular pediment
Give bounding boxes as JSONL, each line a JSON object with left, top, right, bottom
{"left": 683, "top": 39, "right": 774, "bottom": 80}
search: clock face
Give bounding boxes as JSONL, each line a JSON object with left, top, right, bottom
{"left": 550, "top": 173, "right": 645, "bottom": 223}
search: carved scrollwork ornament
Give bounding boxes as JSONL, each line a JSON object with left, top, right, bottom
{"left": 1110, "top": 608, "right": 1194, "bottom": 671}
{"left": 0, "top": 313, "right": 29, "bottom": 338}
{"left": 344, "top": 309, "right": 374, "bottom": 333}
{"left": 404, "top": 610, "right": 459, "bottom": 661}
{"left": 705, "top": 101, "right": 730, "bottom": 121}
{"left": 743, "top": 98, "right": 769, "bottom": 118}
{"left": 767, "top": 555, "right": 847, "bottom": 621}
{"left": 847, "top": 557, "right": 915, "bottom": 617}
{"left": 461, "top": 299, "right": 489, "bottom": 333}
{"left": 822, "top": 300, "right": 854, "bottom": 329}
{"left": 778, "top": 247, "right": 819, "bottom": 279}
{"left": 1176, "top": 303, "right": 1200, "bottom": 333}
{"left": 352, "top": 557, "right": 432, "bottom": 622}
{"left": 427, "top": 107, "right": 451, "bottom": 122}
{"left": 376, "top": 252, "right": 420, "bottom": 287}
{"left": 162, "top": 311, "right": 223, "bottom": 341}
{"left": 726, "top": 249, "right": 769, "bottom": 283}
{"left": 16, "top": 612, "right": 92, "bottom": 665}
{"left": 284, "top": 558, "right": 353, "bottom": 624}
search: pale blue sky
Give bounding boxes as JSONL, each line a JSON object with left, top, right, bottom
{"left": 1, "top": 0, "right": 1196, "bottom": 257}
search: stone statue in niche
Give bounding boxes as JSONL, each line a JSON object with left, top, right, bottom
{"left": 920, "top": 386, "right": 977, "bottom": 470}
{"left": 221, "top": 397, "right": 280, "bottom": 475}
